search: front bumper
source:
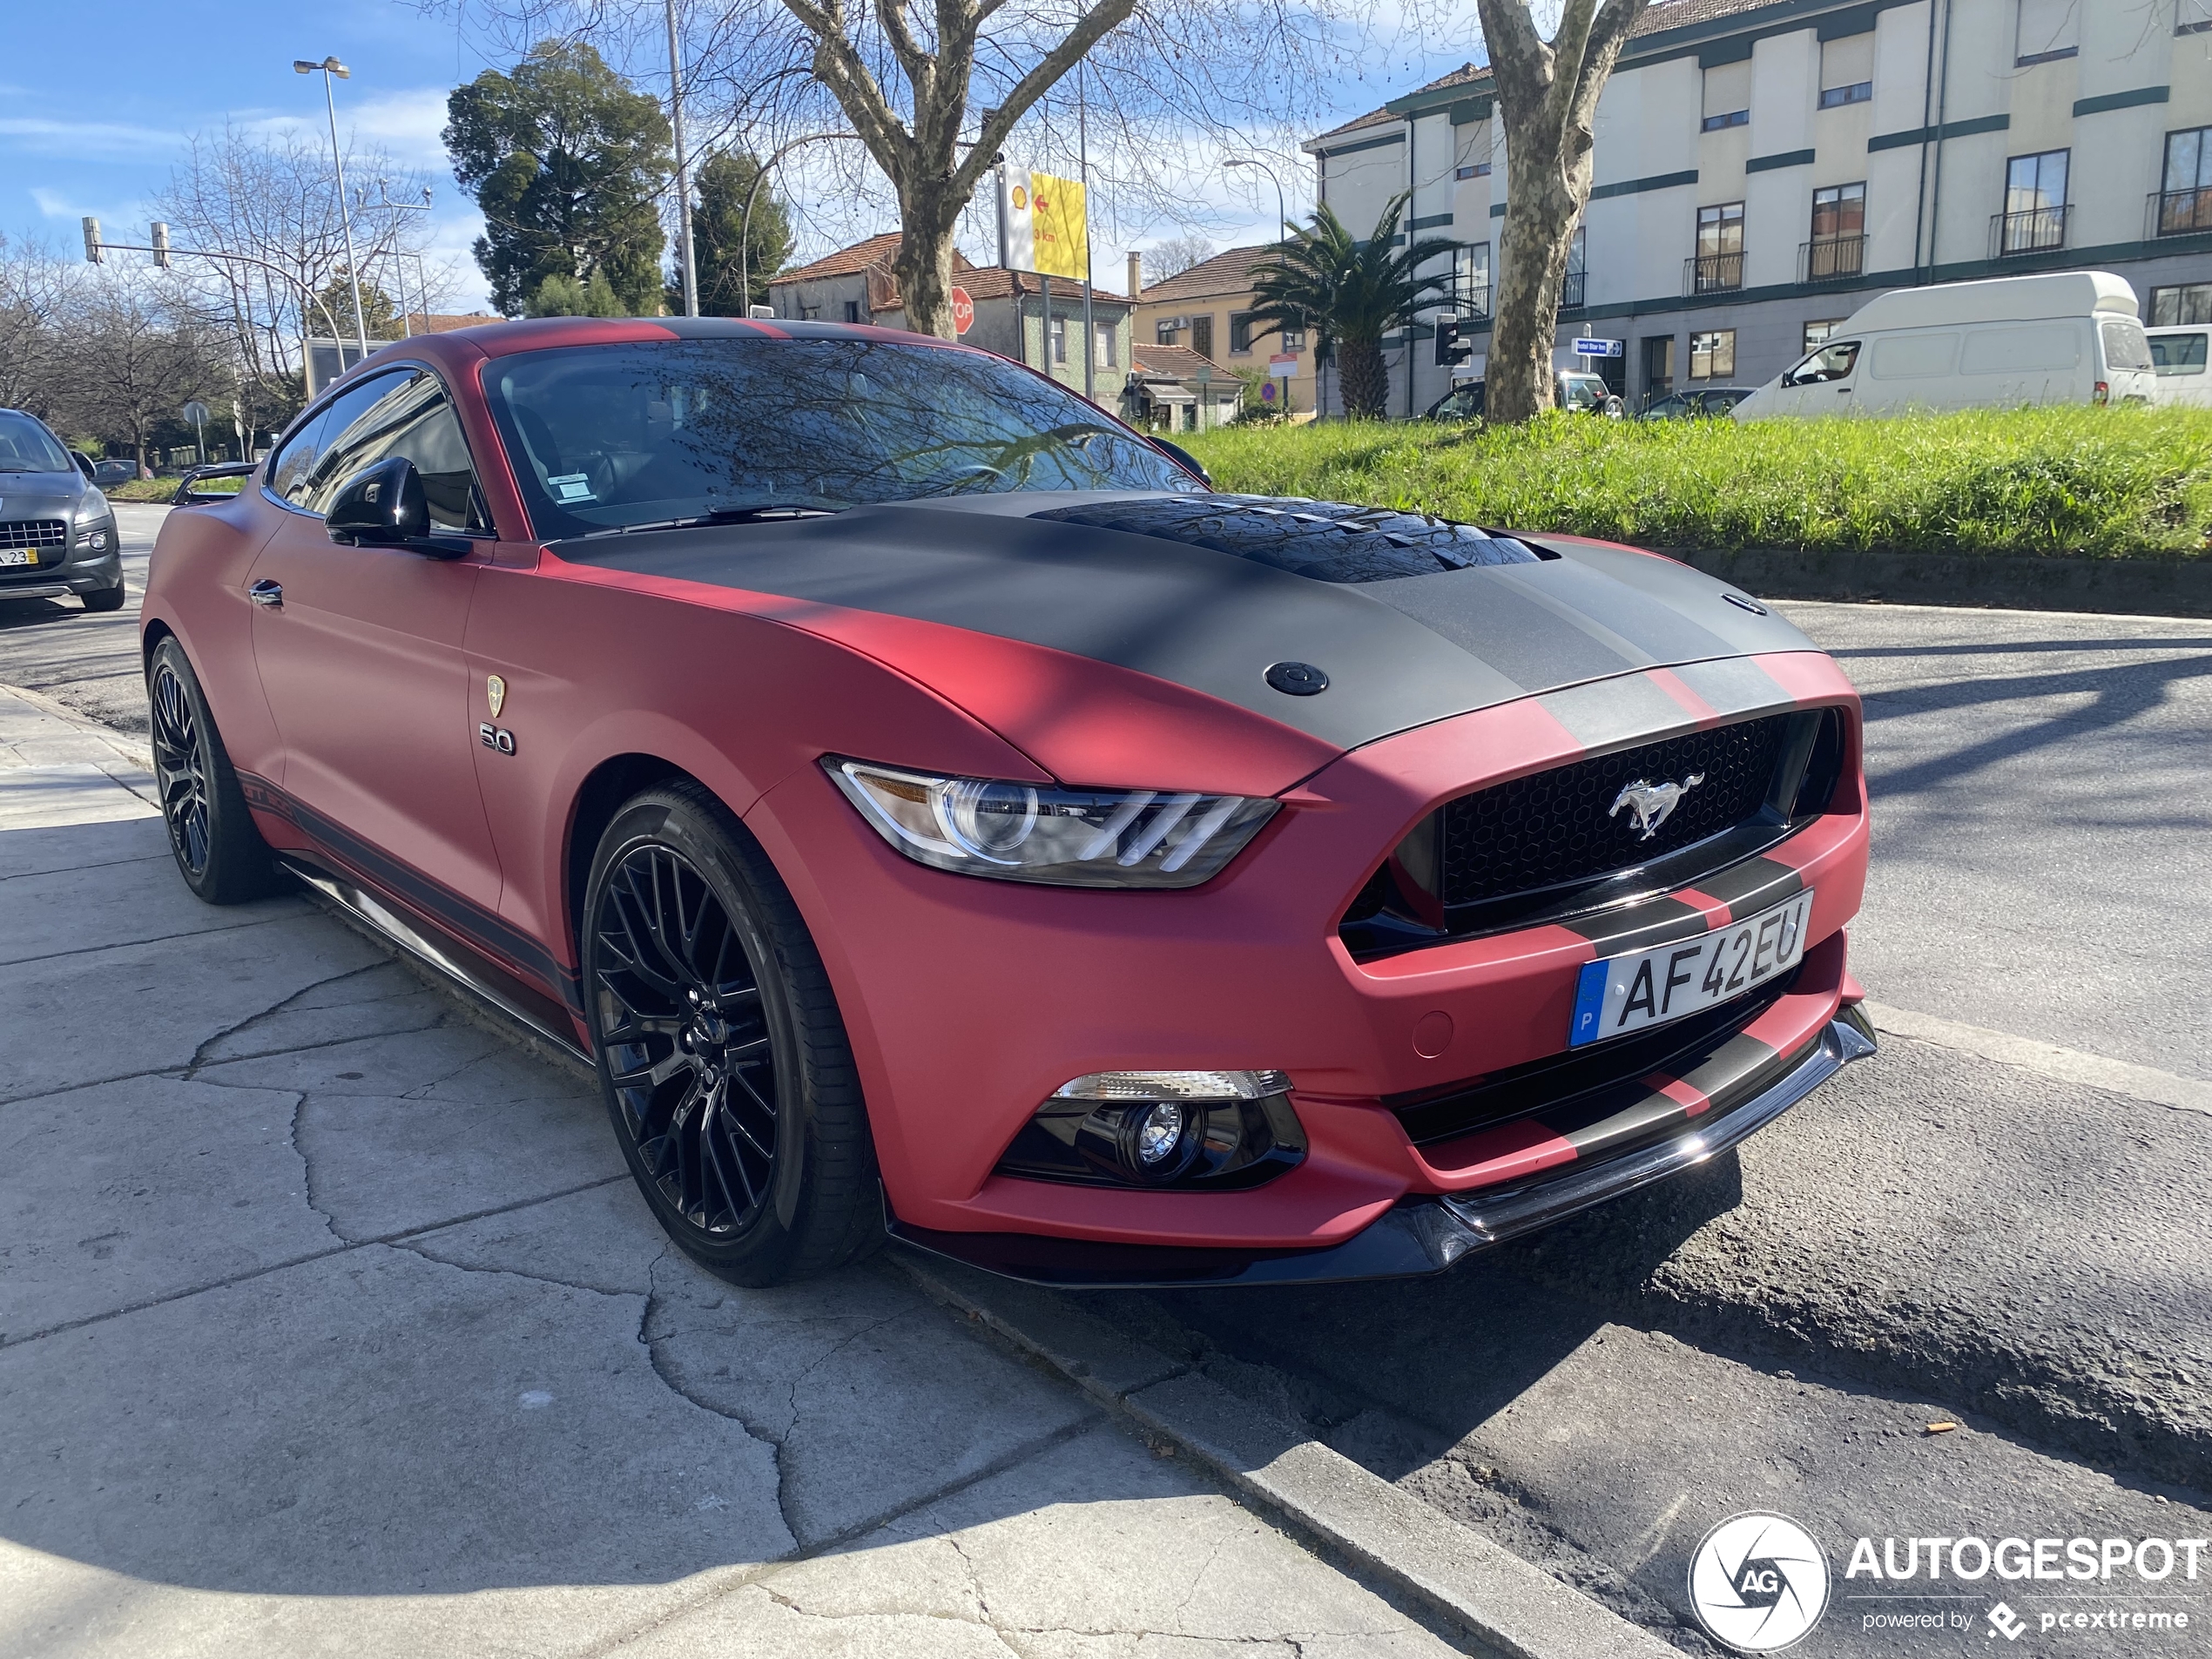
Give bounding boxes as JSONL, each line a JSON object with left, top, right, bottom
{"left": 891, "top": 1005, "right": 1877, "bottom": 1287}
{"left": 749, "top": 648, "right": 1871, "bottom": 1261}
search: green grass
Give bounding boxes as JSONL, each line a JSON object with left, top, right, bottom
{"left": 1183, "top": 408, "right": 2212, "bottom": 558}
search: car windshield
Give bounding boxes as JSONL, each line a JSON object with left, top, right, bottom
{"left": 1560, "top": 375, "right": 1607, "bottom": 410}
{"left": 482, "top": 335, "right": 1192, "bottom": 537}
{"left": 0, "top": 412, "right": 71, "bottom": 474}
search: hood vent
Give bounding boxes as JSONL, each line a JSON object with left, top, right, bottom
{"left": 1028, "top": 495, "right": 1554, "bottom": 584}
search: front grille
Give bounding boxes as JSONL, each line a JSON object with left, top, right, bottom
{"left": 1441, "top": 715, "right": 1791, "bottom": 907}
{"left": 0, "top": 520, "right": 67, "bottom": 552}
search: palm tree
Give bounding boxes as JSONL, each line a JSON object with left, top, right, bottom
{"left": 1246, "top": 195, "right": 1460, "bottom": 419}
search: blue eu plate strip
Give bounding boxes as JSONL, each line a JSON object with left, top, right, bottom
{"left": 1569, "top": 959, "right": 1610, "bottom": 1048}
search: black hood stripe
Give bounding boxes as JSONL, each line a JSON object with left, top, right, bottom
{"left": 552, "top": 492, "right": 1821, "bottom": 754}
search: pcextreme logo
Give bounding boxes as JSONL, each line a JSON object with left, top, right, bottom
{"left": 1689, "top": 1512, "right": 1832, "bottom": 1651}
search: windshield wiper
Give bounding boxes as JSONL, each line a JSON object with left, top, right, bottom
{"left": 583, "top": 504, "right": 840, "bottom": 537}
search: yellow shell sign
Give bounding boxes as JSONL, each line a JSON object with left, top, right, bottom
{"left": 1002, "top": 169, "right": 1089, "bottom": 281}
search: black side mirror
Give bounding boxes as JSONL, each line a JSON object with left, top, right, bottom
{"left": 326, "top": 456, "right": 466, "bottom": 556}
{"left": 1150, "top": 436, "right": 1212, "bottom": 489}
{"left": 71, "top": 450, "right": 96, "bottom": 481}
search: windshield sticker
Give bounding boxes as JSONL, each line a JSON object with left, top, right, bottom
{"left": 549, "top": 473, "right": 597, "bottom": 503}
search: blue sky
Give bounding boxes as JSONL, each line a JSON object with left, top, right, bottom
{"left": 5, "top": 1, "right": 1478, "bottom": 309}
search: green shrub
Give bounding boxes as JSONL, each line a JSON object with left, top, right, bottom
{"left": 1183, "top": 408, "right": 2212, "bottom": 558}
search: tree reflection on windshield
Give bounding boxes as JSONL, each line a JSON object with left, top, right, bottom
{"left": 482, "top": 336, "right": 1190, "bottom": 538}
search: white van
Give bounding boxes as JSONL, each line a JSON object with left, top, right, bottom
{"left": 2147, "top": 324, "right": 2212, "bottom": 407}
{"left": 1732, "top": 271, "right": 2155, "bottom": 420}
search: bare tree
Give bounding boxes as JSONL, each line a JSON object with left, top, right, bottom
{"left": 434, "top": 0, "right": 1394, "bottom": 340}
{"left": 1475, "top": 0, "right": 1649, "bottom": 423}
{"left": 1145, "top": 233, "right": 1217, "bottom": 282}
{"left": 153, "top": 125, "right": 449, "bottom": 436}
{"left": 0, "top": 235, "right": 80, "bottom": 420}
{"left": 58, "top": 274, "right": 224, "bottom": 474}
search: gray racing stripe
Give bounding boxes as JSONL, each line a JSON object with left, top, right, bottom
{"left": 1672, "top": 654, "right": 1793, "bottom": 719}
{"left": 1537, "top": 673, "right": 1694, "bottom": 751}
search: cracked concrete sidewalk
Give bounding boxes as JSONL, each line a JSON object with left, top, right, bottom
{"left": 0, "top": 683, "right": 1474, "bottom": 1659}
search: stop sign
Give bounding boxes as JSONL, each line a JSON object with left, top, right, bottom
{"left": 950, "top": 286, "right": 974, "bottom": 335}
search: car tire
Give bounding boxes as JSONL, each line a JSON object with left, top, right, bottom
{"left": 146, "top": 637, "right": 283, "bottom": 904}
{"left": 82, "top": 583, "right": 127, "bottom": 613}
{"left": 582, "top": 781, "right": 882, "bottom": 1286}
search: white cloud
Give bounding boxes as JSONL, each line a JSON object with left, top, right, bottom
{"left": 240, "top": 86, "right": 456, "bottom": 173}
{"left": 0, "top": 117, "right": 181, "bottom": 159}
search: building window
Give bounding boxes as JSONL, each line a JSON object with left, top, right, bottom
{"left": 1806, "top": 182, "right": 1866, "bottom": 280}
{"left": 1453, "top": 241, "right": 1493, "bottom": 317}
{"left": 1642, "top": 335, "right": 1676, "bottom": 404}
{"left": 2151, "top": 283, "right": 2212, "bottom": 326}
{"left": 843, "top": 300, "right": 861, "bottom": 324}
{"left": 1562, "top": 226, "right": 1587, "bottom": 310}
{"left": 1455, "top": 161, "right": 1492, "bottom": 180}
{"left": 1689, "top": 329, "right": 1737, "bottom": 380}
{"left": 2158, "top": 128, "right": 2212, "bottom": 235}
{"left": 1702, "top": 57, "right": 1751, "bottom": 132}
{"left": 1804, "top": 319, "right": 1845, "bottom": 352}
{"left": 2016, "top": 0, "right": 2079, "bottom": 64}
{"left": 1692, "top": 202, "right": 1744, "bottom": 292}
{"left": 1280, "top": 324, "right": 1307, "bottom": 349}
{"left": 1049, "top": 314, "right": 1068, "bottom": 364}
{"left": 1096, "top": 321, "right": 1118, "bottom": 368}
{"left": 1817, "top": 32, "right": 1873, "bottom": 108}
{"left": 1999, "top": 149, "right": 2069, "bottom": 253}
{"left": 1156, "top": 320, "right": 1180, "bottom": 344}
{"left": 1190, "top": 314, "right": 1214, "bottom": 360}
{"left": 800, "top": 304, "right": 820, "bottom": 321}
{"left": 1229, "top": 311, "right": 1255, "bottom": 354}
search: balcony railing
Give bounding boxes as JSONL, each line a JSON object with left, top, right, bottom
{"left": 1683, "top": 251, "right": 1743, "bottom": 295}
{"left": 2149, "top": 187, "right": 2212, "bottom": 239}
{"left": 1990, "top": 204, "right": 2069, "bottom": 258}
{"left": 1799, "top": 234, "right": 1866, "bottom": 283}
{"left": 1559, "top": 271, "right": 1586, "bottom": 310}
{"left": 1455, "top": 281, "right": 1493, "bottom": 320}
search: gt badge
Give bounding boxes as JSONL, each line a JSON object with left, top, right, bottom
{"left": 480, "top": 723, "right": 516, "bottom": 755}
{"left": 486, "top": 674, "right": 507, "bottom": 718}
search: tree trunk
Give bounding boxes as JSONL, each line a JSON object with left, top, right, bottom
{"left": 891, "top": 182, "right": 962, "bottom": 339}
{"left": 1474, "top": 0, "right": 1649, "bottom": 425}
{"left": 1338, "top": 339, "right": 1389, "bottom": 419}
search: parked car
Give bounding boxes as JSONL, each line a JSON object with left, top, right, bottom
{"left": 1733, "top": 271, "right": 2155, "bottom": 420}
{"left": 142, "top": 317, "right": 1872, "bottom": 1289}
{"left": 1426, "top": 369, "right": 1623, "bottom": 421}
{"left": 0, "top": 409, "right": 125, "bottom": 610}
{"left": 2147, "top": 324, "right": 2212, "bottom": 406}
{"left": 90, "top": 458, "right": 138, "bottom": 487}
{"left": 1642, "top": 388, "right": 1756, "bottom": 420}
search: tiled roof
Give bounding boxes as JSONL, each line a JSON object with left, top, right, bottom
{"left": 1629, "top": 0, "right": 1793, "bottom": 38}
{"left": 772, "top": 232, "right": 907, "bottom": 286}
{"left": 954, "top": 266, "right": 1131, "bottom": 307}
{"left": 1131, "top": 343, "right": 1231, "bottom": 379}
{"left": 1137, "top": 245, "right": 1276, "bottom": 305}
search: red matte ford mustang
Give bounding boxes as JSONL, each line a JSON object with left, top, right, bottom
{"left": 141, "top": 316, "right": 1873, "bottom": 1288}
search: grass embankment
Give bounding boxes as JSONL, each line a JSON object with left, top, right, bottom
{"left": 1184, "top": 408, "right": 2212, "bottom": 558}
{"left": 104, "top": 475, "right": 242, "bottom": 502}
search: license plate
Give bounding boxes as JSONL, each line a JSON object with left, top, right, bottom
{"left": 1569, "top": 890, "right": 1814, "bottom": 1047}
{"left": 0, "top": 549, "right": 33, "bottom": 567}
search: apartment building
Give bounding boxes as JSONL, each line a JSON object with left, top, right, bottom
{"left": 1309, "top": 0, "right": 2212, "bottom": 412}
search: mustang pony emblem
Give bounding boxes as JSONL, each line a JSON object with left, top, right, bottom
{"left": 1609, "top": 772, "right": 1705, "bottom": 840}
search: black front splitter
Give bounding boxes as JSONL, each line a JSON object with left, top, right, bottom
{"left": 887, "top": 1010, "right": 1876, "bottom": 1291}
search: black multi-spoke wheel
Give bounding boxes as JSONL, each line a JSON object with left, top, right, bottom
{"left": 145, "top": 638, "right": 278, "bottom": 904}
{"left": 583, "top": 783, "right": 880, "bottom": 1285}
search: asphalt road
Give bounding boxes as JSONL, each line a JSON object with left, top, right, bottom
{"left": 7, "top": 510, "right": 2209, "bottom": 1656}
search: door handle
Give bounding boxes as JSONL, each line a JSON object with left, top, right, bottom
{"left": 248, "top": 579, "right": 283, "bottom": 608}
{"left": 1836, "top": 386, "right": 1853, "bottom": 394}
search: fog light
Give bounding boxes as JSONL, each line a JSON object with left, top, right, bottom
{"left": 81, "top": 529, "right": 108, "bottom": 552}
{"left": 996, "top": 1069, "right": 1308, "bottom": 1190}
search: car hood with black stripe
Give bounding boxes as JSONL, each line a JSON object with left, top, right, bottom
{"left": 550, "top": 490, "right": 1817, "bottom": 755}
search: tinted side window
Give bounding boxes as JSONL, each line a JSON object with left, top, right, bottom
{"left": 273, "top": 374, "right": 410, "bottom": 509}
{"left": 301, "top": 371, "right": 489, "bottom": 532}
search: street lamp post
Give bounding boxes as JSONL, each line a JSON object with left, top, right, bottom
{"left": 664, "top": 0, "right": 698, "bottom": 317}
{"left": 366, "top": 181, "right": 433, "bottom": 335}
{"left": 1224, "top": 156, "right": 1289, "bottom": 242}
{"left": 294, "top": 55, "right": 370, "bottom": 361}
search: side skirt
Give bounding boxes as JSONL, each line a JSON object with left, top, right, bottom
{"left": 281, "top": 856, "right": 592, "bottom": 1068}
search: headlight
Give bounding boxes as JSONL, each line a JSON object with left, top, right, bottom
{"left": 76, "top": 492, "right": 109, "bottom": 521}
{"left": 824, "top": 757, "right": 1278, "bottom": 888}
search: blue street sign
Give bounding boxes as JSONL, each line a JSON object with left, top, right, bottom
{"left": 1573, "top": 337, "right": 1624, "bottom": 358}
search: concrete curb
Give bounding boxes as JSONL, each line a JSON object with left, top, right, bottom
{"left": 893, "top": 1251, "right": 1680, "bottom": 1659}
{"left": 1663, "top": 545, "right": 2212, "bottom": 617}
